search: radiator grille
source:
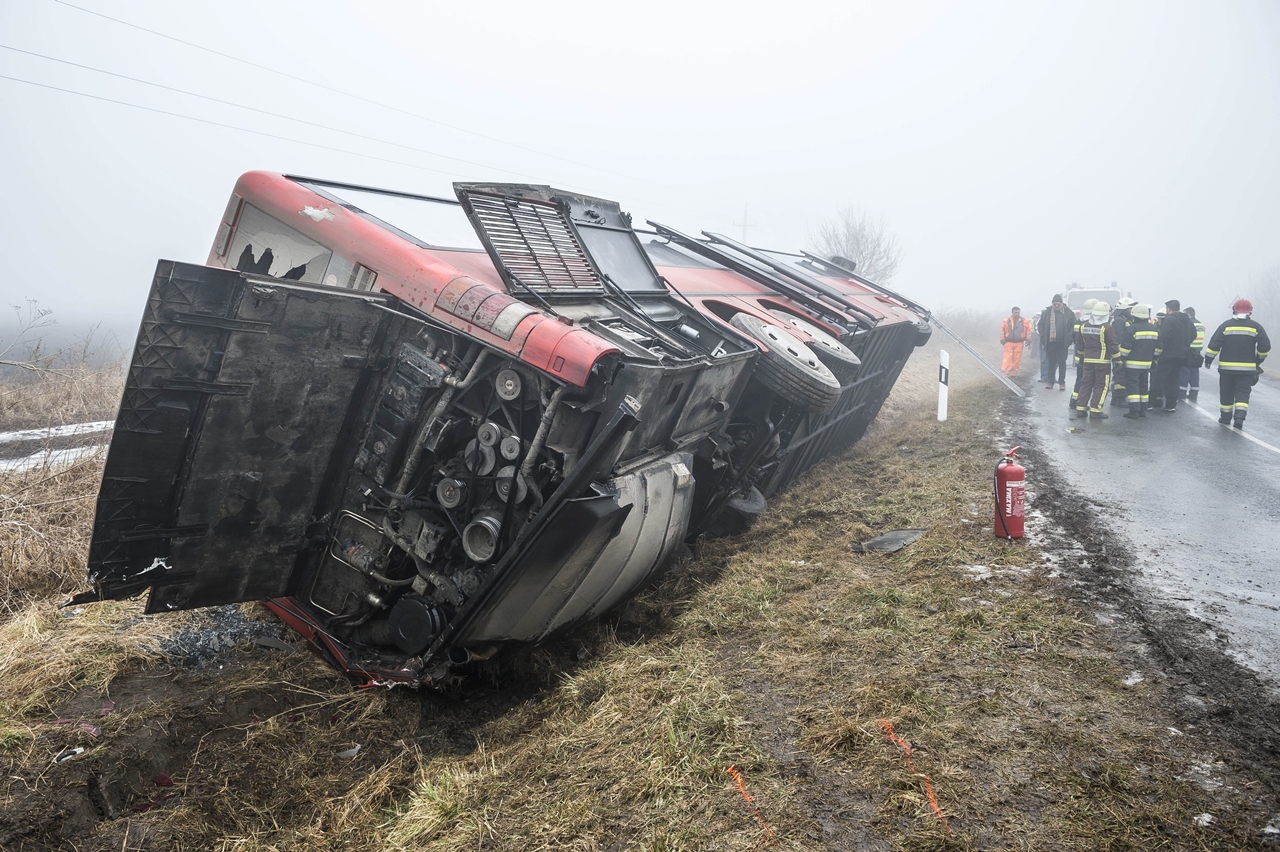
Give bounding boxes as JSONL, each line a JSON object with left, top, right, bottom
{"left": 463, "top": 192, "right": 602, "bottom": 292}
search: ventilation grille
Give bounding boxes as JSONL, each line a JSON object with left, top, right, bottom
{"left": 463, "top": 192, "right": 603, "bottom": 291}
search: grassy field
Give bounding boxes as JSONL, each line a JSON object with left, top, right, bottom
{"left": 0, "top": 323, "right": 1275, "bottom": 850}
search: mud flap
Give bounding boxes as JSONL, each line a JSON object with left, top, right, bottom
{"left": 83, "top": 261, "right": 395, "bottom": 612}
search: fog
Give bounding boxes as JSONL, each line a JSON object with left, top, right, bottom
{"left": 2, "top": 0, "right": 1277, "bottom": 345}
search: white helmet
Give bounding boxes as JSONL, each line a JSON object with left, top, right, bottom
{"left": 1082, "top": 298, "right": 1099, "bottom": 312}
{"left": 1092, "top": 301, "right": 1111, "bottom": 318}
{"left": 1130, "top": 303, "right": 1151, "bottom": 319}
{"left": 1116, "top": 297, "right": 1138, "bottom": 310}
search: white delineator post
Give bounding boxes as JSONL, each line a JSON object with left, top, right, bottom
{"left": 938, "top": 350, "right": 950, "bottom": 422}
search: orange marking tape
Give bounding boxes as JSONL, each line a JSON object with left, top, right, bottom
{"left": 878, "top": 719, "right": 952, "bottom": 836}
{"left": 726, "top": 764, "right": 777, "bottom": 844}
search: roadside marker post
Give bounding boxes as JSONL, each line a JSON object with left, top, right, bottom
{"left": 938, "top": 350, "right": 950, "bottom": 422}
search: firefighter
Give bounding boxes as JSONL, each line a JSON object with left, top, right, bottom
{"left": 1203, "top": 298, "right": 1271, "bottom": 429}
{"left": 1000, "top": 307, "right": 1032, "bottom": 376}
{"left": 1180, "top": 306, "right": 1206, "bottom": 402}
{"left": 1070, "top": 298, "right": 1098, "bottom": 412}
{"left": 1110, "top": 297, "right": 1137, "bottom": 408}
{"left": 1118, "top": 303, "right": 1158, "bottom": 419}
{"left": 1073, "top": 301, "right": 1118, "bottom": 420}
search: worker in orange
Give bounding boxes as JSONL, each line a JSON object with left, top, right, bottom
{"left": 1000, "top": 306, "right": 1033, "bottom": 376}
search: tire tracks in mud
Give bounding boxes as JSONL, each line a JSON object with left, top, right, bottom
{"left": 1007, "top": 393, "right": 1280, "bottom": 788}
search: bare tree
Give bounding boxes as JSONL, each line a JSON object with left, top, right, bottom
{"left": 0, "top": 301, "right": 59, "bottom": 376}
{"left": 809, "top": 206, "right": 903, "bottom": 283}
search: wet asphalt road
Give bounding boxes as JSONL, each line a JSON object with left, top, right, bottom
{"left": 1019, "top": 370, "right": 1280, "bottom": 687}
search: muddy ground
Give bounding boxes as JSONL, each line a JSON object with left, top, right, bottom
{"left": 2, "top": 379, "right": 1279, "bottom": 849}
{"left": 1012, "top": 387, "right": 1280, "bottom": 820}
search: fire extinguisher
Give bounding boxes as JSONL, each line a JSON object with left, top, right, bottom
{"left": 994, "top": 446, "right": 1024, "bottom": 540}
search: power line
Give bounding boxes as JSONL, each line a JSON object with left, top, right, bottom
{"left": 50, "top": 0, "right": 738, "bottom": 208}
{"left": 0, "top": 71, "right": 734, "bottom": 222}
{"left": 0, "top": 44, "right": 539, "bottom": 182}
{"left": 0, "top": 73, "right": 474, "bottom": 181}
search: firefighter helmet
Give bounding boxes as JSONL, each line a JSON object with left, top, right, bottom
{"left": 1091, "top": 302, "right": 1111, "bottom": 320}
{"left": 1233, "top": 298, "right": 1253, "bottom": 314}
{"left": 1116, "top": 297, "right": 1138, "bottom": 310}
{"left": 1131, "top": 303, "right": 1151, "bottom": 319}
{"left": 1082, "top": 298, "right": 1098, "bottom": 312}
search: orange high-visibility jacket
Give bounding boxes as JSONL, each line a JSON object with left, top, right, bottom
{"left": 1001, "top": 316, "right": 1031, "bottom": 344}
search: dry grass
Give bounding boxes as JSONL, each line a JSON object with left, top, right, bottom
{"left": 0, "top": 326, "right": 124, "bottom": 607}
{"left": 0, "top": 456, "right": 108, "bottom": 608}
{"left": 0, "top": 324, "right": 124, "bottom": 431}
{"left": 0, "top": 329, "right": 1273, "bottom": 850}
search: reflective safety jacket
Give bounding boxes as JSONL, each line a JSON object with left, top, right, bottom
{"left": 1118, "top": 318, "right": 1159, "bottom": 369}
{"left": 1072, "top": 316, "right": 1085, "bottom": 363}
{"left": 1205, "top": 317, "right": 1271, "bottom": 373}
{"left": 1001, "top": 315, "right": 1031, "bottom": 344}
{"left": 1190, "top": 318, "right": 1206, "bottom": 351}
{"left": 1076, "top": 321, "right": 1118, "bottom": 365}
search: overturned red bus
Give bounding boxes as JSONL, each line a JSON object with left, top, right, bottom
{"left": 74, "top": 172, "right": 931, "bottom": 686}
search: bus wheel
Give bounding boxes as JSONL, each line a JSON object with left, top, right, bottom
{"left": 730, "top": 313, "right": 841, "bottom": 412}
{"left": 767, "top": 309, "right": 861, "bottom": 381}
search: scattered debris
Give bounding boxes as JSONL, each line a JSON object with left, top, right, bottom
{"left": 336, "top": 744, "right": 361, "bottom": 759}
{"left": 53, "top": 747, "right": 84, "bottom": 763}
{"left": 852, "top": 528, "right": 928, "bottom": 553}
{"left": 159, "top": 604, "right": 285, "bottom": 667}
{"left": 77, "top": 723, "right": 101, "bottom": 738}
{"left": 153, "top": 773, "right": 174, "bottom": 787}
{"left": 98, "top": 699, "right": 115, "bottom": 716}
{"left": 1193, "top": 813, "right": 1215, "bottom": 827}
{"left": 1123, "top": 671, "right": 1144, "bottom": 686}
{"left": 252, "top": 635, "right": 297, "bottom": 652}
{"left": 132, "top": 793, "right": 179, "bottom": 813}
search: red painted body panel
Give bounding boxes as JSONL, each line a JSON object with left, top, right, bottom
{"left": 210, "top": 173, "right": 919, "bottom": 385}
{"left": 208, "top": 172, "right": 616, "bottom": 386}
{"left": 656, "top": 264, "right": 916, "bottom": 328}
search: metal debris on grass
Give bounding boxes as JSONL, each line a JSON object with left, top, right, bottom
{"left": 852, "top": 528, "right": 928, "bottom": 553}
{"left": 53, "top": 747, "right": 84, "bottom": 763}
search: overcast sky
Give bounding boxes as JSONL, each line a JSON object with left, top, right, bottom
{"left": 2, "top": 0, "right": 1278, "bottom": 346}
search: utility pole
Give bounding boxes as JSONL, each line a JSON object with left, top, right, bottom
{"left": 734, "top": 203, "right": 758, "bottom": 244}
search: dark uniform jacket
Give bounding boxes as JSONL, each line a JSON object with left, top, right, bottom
{"left": 1118, "top": 318, "right": 1159, "bottom": 369}
{"left": 1111, "top": 311, "right": 1133, "bottom": 360}
{"left": 1076, "top": 321, "right": 1118, "bottom": 364}
{"left": 1038, "top": 304, "right": 1072, "bottom": 348}
{"left": 1156, "top": 311, "right": 1195, "bottom": 363}
{"left": 1205, "top": 318, "right": 1271, "bottom": 373}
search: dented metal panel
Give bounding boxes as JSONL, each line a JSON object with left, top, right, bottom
{"left": 87, "top": 261, "right": 395, "bottom": 612}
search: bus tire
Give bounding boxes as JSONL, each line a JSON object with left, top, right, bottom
{"left": 730, "top": 312, "right": 841, "bottom": 412}
{"left": 767, "top": 309, "right": 861, "bottom": 381}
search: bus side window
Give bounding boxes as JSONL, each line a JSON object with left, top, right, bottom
{"left": 227, "top": 204, "right": 332, "bottom": 284}
{"left": 324, "top": 255, "right": 377, "bottom": 291}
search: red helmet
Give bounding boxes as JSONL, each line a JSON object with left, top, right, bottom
{"left": 1233, "top": 298, "right": 1253, "bottom": 314}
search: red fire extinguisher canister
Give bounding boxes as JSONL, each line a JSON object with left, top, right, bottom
{"left": 994, "top": 446, "right": 1025, "bottom": 540}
